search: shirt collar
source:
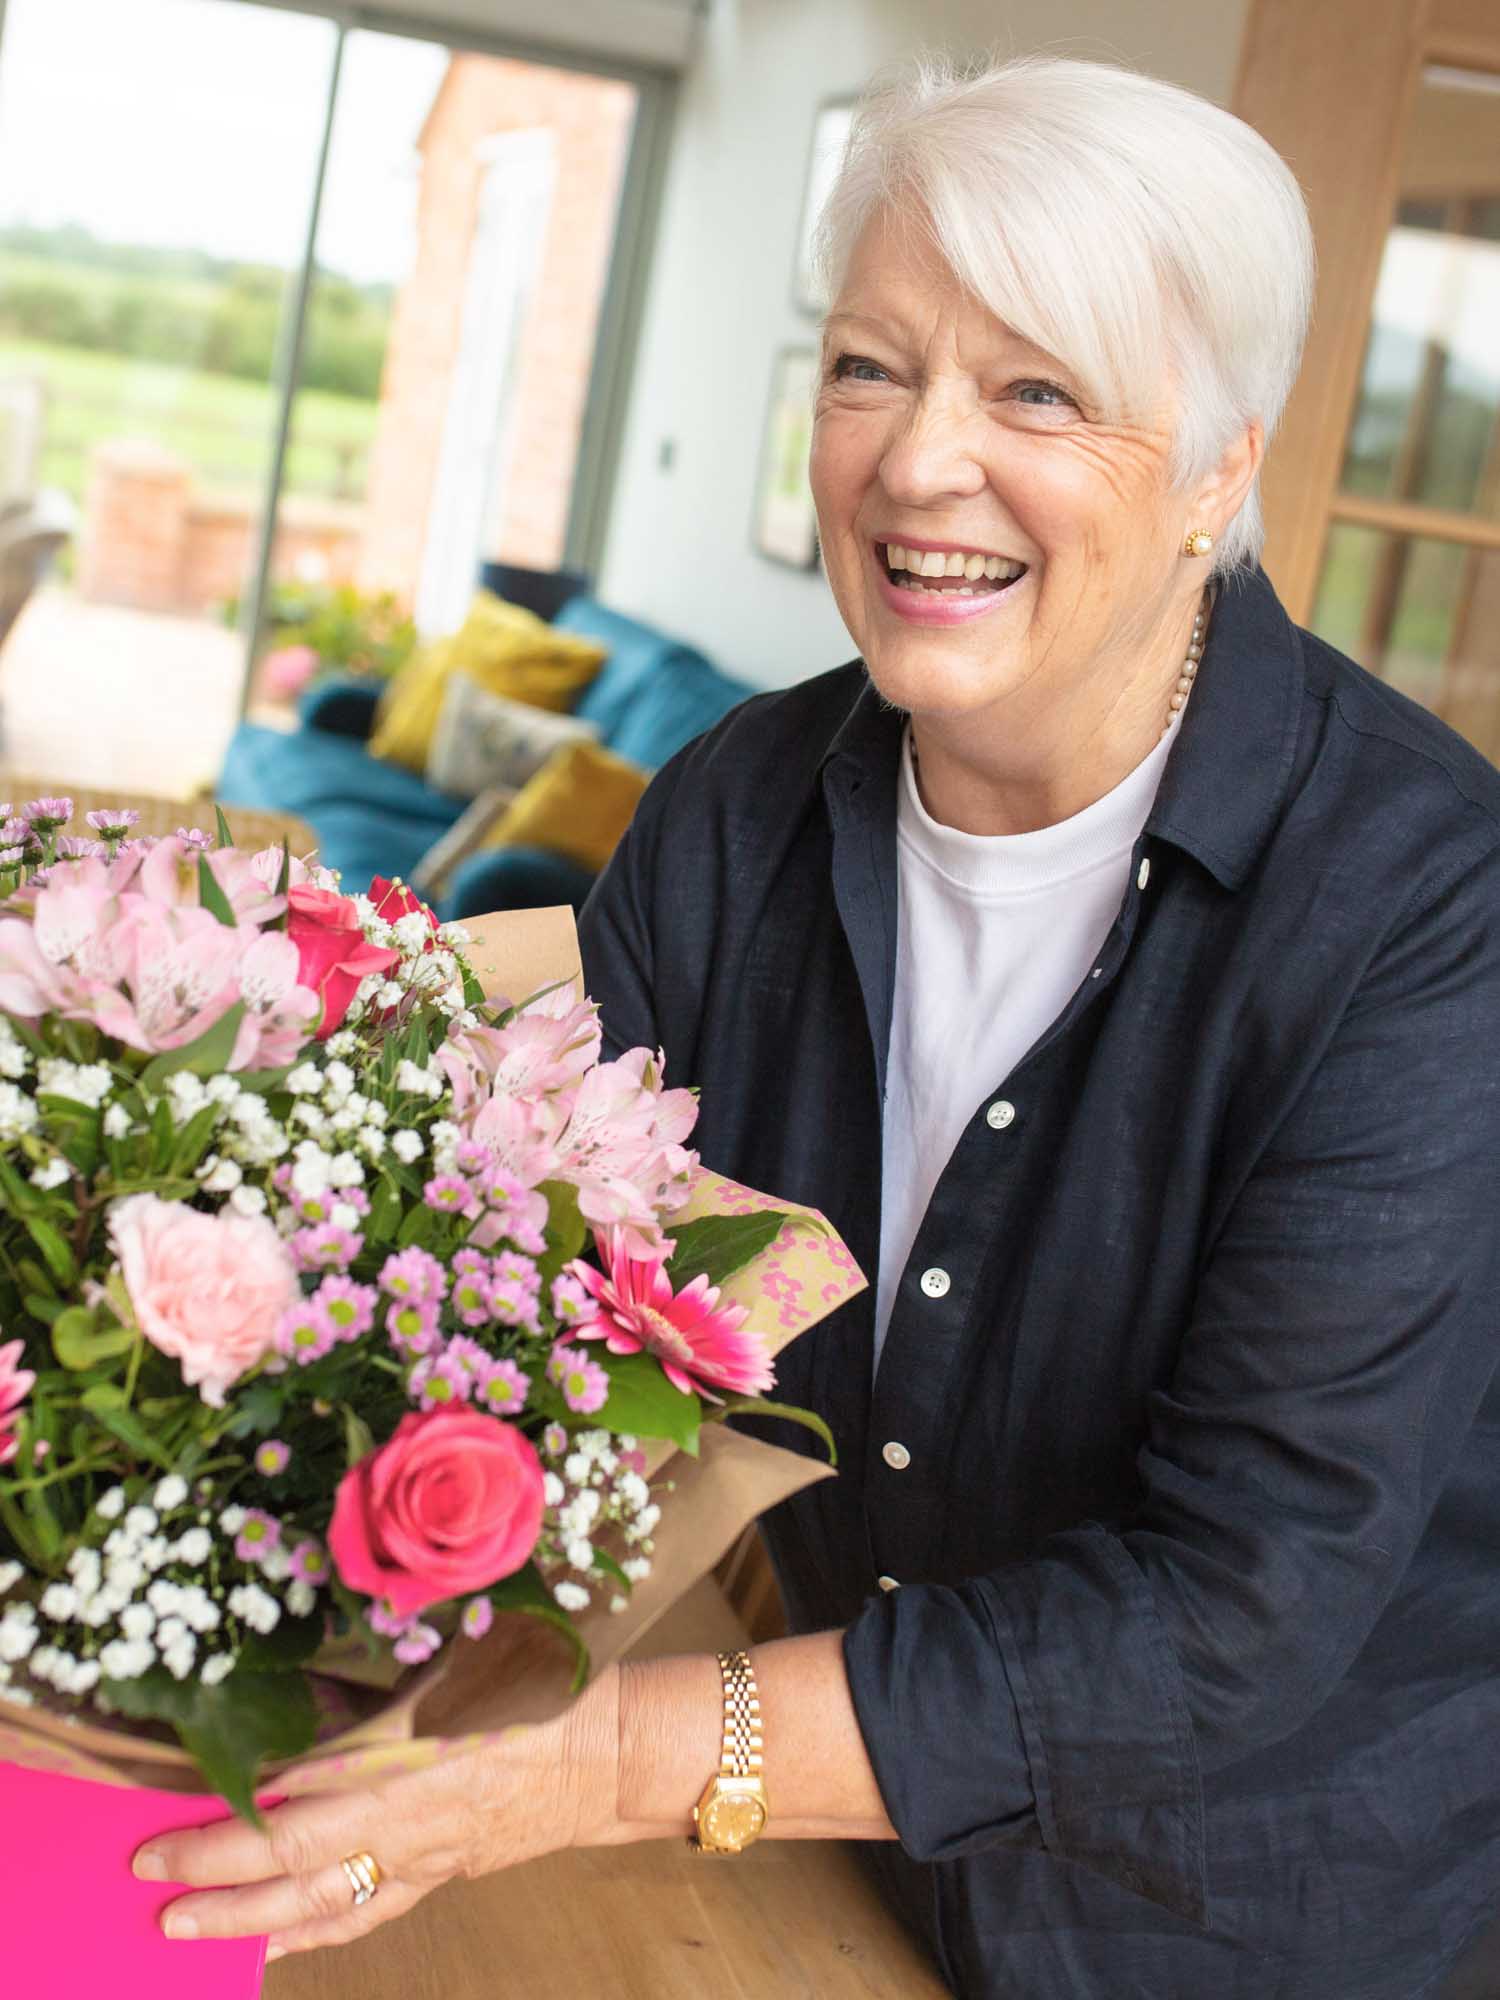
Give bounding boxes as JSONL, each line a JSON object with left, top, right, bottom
{"left": 820, "top": 563, "right": 1304, "bottom": 893}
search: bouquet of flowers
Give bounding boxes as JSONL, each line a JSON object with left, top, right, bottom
{"left": 0, "top": 798, "right": 847, "bottom": 1844}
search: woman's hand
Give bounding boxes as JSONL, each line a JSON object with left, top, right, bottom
{"left": 132, "top": 1668, "right": 619, "bottom": 1962}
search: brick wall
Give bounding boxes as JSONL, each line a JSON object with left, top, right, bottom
{"left": 78, "top": 440, "right": 362, "bottom": 615}
{"left": 357, "top": 56, "right": 635, "bottom": 605}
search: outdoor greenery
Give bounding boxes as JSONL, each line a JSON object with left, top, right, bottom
{"left": 224, "top": 580, "right": 418, "bottom": 681}
{"left": 0, "top": 223, "right": 387, "bottom": 507}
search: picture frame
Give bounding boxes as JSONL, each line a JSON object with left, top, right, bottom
{"left": 751, "top": 347, "right": 820, "bottom": 571}
{"left": 792, "top": 97, "right": 856, "bottom": 316}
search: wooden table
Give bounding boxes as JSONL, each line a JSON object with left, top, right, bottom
{"left": 268, "top": 1583, "right": 948, "bottom": 2000}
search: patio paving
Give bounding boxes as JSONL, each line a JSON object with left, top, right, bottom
{"left": 0, "top": 585, "right": 282, "bottom": 801}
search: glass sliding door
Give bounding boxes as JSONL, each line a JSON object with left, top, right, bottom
{"left": 0, "top": 0, "right": 338, "bottom": 792}
{"left": 251, "top": 26, "right": 638, "bottom": 714}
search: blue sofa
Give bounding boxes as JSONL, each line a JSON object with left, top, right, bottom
{"left": 217, "top": 593, "right": 753, "bottom": 919}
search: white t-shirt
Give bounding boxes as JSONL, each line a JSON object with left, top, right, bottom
{"left": 874, "top": 721, "right": 1178, "bottom": 1367}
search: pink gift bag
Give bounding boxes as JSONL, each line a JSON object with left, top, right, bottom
{"left": 1, "top": 1760, "right": 269, "bottom": 1997}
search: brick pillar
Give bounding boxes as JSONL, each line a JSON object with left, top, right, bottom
{"left": 77, "top": 440, "right": 191, "bottom": 611}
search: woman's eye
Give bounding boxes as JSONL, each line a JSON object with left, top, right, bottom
{"left": 831, "top": 353, "right": 891, "bottom": 385}
{"left": 1011, "top": 379, "right": 1076, "bottom": 408}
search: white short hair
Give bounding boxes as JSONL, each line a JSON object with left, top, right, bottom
{"left": 814, "top": 55, "right": 1316, "bottom": 574}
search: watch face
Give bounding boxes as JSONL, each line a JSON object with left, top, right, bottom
{"left": 703, "top": 1791, "right": 767, "bottom": 1849}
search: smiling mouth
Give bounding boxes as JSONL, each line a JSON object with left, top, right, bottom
{"left": 877, "top": 540, "right": 1029, "bottom": 597}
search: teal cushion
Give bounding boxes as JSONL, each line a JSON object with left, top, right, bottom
{"left": 555, "top": 598, "right": 750, "bottom": 769}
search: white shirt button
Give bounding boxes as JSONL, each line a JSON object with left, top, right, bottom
{"left": 919, "top": 1267, "right": 951, "bottom": 1298}
{"left": 986, "top": 1100, "right": 1015, "bottom": 1130}
{"left": 1137, "top": 857, "right": 1151, "bottom": 890}
{"left": 882, "top": 1440, "right": 911, "bottom": 1471}
{"left": 877, "top": 1574, "right": 901, "bottom": 1592}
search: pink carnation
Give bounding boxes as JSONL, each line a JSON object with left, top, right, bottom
{"left": 109, "top": 1194, "right": 300, "bottom": 1406}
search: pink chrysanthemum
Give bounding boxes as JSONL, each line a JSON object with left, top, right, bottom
{"left": 274, "top": 1298, "right": 339, "bottom": 1366}
{"left": 423, "top": 1174, "right": 472, "bottom": 1213}
{"left": 23, "top": 795, "right": 73, "bottom": 828}
{"left": 290, "top": 1222, "right": 363, "bottom": 1272}
{"left": 290, "top": 1541, "right": 330, "bottom": 1585}
{"left": 551, "top": 1271, "right": 592, "bottom": 1326}
{"left": 236, "top": 1509, "right": 281, "bottom": 1564}
{"left": 543, "top": 1422, "right": 568, "bottom": 1457}
{"left": 477, "top": 1357, "right": 530, "bottom": 1416}
{"left": 547, "top": 1342, "right": 609, "bottom": 1415}
{"left": 315, "top": 1275, "right": 377, "bottom": 1343}
{"left": 86, "top": 807, "right": 140, "bottom": 837}
{"left": 451, "top": 1267, "right": 492, "bottom": 1326}
{"left": 569, "top": 1231, "right": 774, "bottom": 1400}
{"left": 379, "top": 1246, "right": 446, "bottom": 1303}
{"left": 0, "top": 1338, "right": 36, "bottom": 1466}
{"left": 254, "top": 1439, "right": 291, "bottom": 1477}
{"left": 407, "top": 1350, "right": 473, "bottom": 1409}
{"left": 462, "top": 1596, "right": 494, "bottom": 1640}
{"left": 386, "top": 1296, "right": 440, "bottom": 1357}
{"left": 393, "top": 1620, "right": 442, "bottom": 1665}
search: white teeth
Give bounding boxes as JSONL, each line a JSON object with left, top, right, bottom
{"left": 956, "top": 586, "right": 974, "bottom": 596}
{"left": 888, "top": 543, "right": 906, "bottom": 570}
{"left": 883, "top": 543, "right": 1028, "bottom": 584}
{"left": 920, "top": 550, "right": 947, "bottom": 578}
{"left": 943, "top": 551, "right": 965, "bottom": 576}
{"left": 964, "top": 553, "right": 985, "bottom": 581}
{"left": 983, "top": 556, "right": 1001, "bottom": 580}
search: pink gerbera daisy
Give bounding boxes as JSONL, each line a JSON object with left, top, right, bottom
{"left": 569, "top": 1231, "right": 774, "bottom": 1400}
{"left": 0, "top": 1338, "right": 36, "bottom": 1465}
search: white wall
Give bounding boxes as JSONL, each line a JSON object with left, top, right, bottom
{"left": 597, "top": 0, "right": 1252, "bottom": 689}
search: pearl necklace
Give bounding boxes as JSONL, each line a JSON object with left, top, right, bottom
{"left": 1162, "top": 587, "right": 1212, "bottom": 739}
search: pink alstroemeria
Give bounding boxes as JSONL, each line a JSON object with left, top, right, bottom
{"left": 0, "top": 1337, "right": 36, "bottom": 1465}
{"left": 570, "top": 1230, "right": 774, "bottom": 1401}
{"left": 438, "top": 988, "right": 602, "bottom": 1118}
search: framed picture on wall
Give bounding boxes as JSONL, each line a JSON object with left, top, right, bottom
{"left": 752, "top": 347, "right": 820, "bottom": 570}
{"left": 792, "top": 97, "right": 856, "bottom": 315}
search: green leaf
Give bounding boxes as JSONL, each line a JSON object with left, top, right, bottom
{"left": 712, "top": 1395, "right": 838, "bottom": 1465}
{"left": 594, "top": 1350, "right": 702, "bottom": 1457}
{"left": 238, "top": 1610, "right": 323, "bottom": 1672}
{"left": 23, "top": 1292, "right": 62, "bottom": 1325}
{"left": 365, "top": 1179, "right": 403, "bottom": 1245}
{"left": 90, "top": 1402, "right": 175, "bottom": 1470}
{"left": 0, "top": 1154, "right": 40, "bottom": 1215}
{"left": 222, "top": 1379, "right": 284, "bottom": 1437}
{"left": 24, "top": 1214, "right": 76, "bottom": 1288}
{"left": 169, "top": 1101, "right": 222, "bottom": 1178}
{"left": 51, "top": 1304, "right": 135, "bottom": 1370}
{"left": 214, "top": 804, "right": 235, "bottom": 851}
{"left": 535, "top": 1178, "right": 587, "bottom": 1285}
{"left": 80, "top": 1380, "right": 128, "bottom": 1412}
{"left": 139, "top": 1002, "right": 246, "bottom": 1093}
{"left": 197, "top": 851, "right": 238, "bottom": 927}
{"left": 101, "top": 1665, "right": 318, "bottom": 1824}
{"left": 21, "top": 1482, "right": 62, "bottom": 1561}
{"left": 272, "top": 838, "right": 291, "bottom": 900}
{"left": 666, "top": 1211, "right": 791, "bottom": 1293}
{"left": 341, "top": 1404, "right": 374, "bottom": 1468}
{"left": 591, "top": 1546, "right": 632, "bottom": 1592}
{"left": 489, "top": 1562, "right": 589, "bottom": 1693}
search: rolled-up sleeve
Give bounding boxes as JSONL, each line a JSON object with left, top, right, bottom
{"left": 844, "top": 838, "right": 1500, "bottom": 1924}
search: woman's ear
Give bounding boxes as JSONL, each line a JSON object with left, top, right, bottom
{"left": 1197, "top": 419, "right": 1265, "bottom": 539}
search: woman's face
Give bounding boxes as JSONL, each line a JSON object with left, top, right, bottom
{"left": 810, "top": 211, "right": 1215, "bottom": 734}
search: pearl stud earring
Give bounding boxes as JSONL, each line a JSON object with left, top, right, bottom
{"left": 1184, "top": 529, "right": 1214, "bottom": 558}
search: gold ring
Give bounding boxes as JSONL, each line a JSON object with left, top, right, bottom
{"left": 340, "top": 1851, "right": 383, "bottom": 1908}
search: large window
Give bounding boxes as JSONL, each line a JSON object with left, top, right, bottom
{"left": 0, "top": 0, "right": 651, "bottom": 793}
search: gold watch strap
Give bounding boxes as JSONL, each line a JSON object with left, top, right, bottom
{"left": 717, "top": 1649, "right": 763, "bottom": 1778}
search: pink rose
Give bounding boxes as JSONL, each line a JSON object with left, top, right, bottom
{"left": 328, "top": 1409, "right": 544, "bottom": 1618}
{"left": 286, "top": 884, "right": 399, "bottom": 1039}
{"left": 368, "top": 875, "right": 440, "bottom": 939}
{"left": 108, "top": 1194, "right": 300, "bottom": 1407}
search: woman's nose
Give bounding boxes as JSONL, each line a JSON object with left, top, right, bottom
{"left": 878, "top": 396, "right": 990, "bottom": 507}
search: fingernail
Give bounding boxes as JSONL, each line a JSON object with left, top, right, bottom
{"left": 163, "top": 1914, "right": 199, "bottom": 1940}
{"left": 133, "top": 1849, "right": 167, "bottom": 1881}
{"left": 267, "top": 1945, "right": 287, "bottom": 1963}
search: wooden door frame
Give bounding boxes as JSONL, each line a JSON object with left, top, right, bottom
{"left": 1232, "top": 0, "right": 1500, "bottom": 620}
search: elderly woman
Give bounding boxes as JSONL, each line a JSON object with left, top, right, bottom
{"left": 140, "top": 55, "right": 1500, "bottom": 2000}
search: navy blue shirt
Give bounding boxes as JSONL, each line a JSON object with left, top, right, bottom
{"left": 578, "top": 565, "right": 1500, "bottom": 1998}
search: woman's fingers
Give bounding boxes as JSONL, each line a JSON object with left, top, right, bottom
{"left": 263, "top": 1878, "right": 427, "bottom": 1962}
{"left": 159, "top": 1854, "right": 419, "bottom": 1945}
{"left": 134, "top": 1787, "right": 378, "bottom": 1891}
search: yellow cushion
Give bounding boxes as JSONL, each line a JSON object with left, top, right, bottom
{"left": 368, "top": 593, "right": 606, "bottom": 771}
{"left": 481, "top": 739, "right": 650, "bottom": 875}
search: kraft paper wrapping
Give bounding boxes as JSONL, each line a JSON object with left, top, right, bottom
{"left": 0, "top": 907, "right": 861, "bottom": 1801}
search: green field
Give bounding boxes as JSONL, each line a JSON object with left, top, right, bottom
{"left": 0, "top": 337, "right": 379, "bottom": 507}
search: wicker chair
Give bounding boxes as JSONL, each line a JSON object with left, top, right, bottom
{"left": 0, "top": 776, "right": 314, "bottom": 858}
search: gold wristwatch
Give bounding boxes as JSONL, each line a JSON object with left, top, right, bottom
{"left": 688, "top": 1649, "right": 769, "bottom": 1854}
